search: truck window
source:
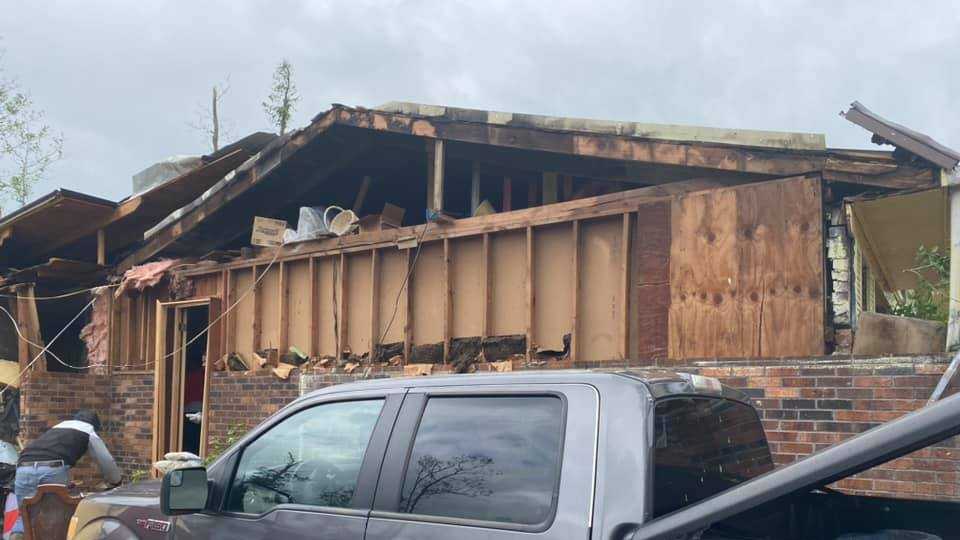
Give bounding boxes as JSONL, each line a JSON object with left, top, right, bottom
{"left": 652, "top": 397, "right": 773, "bottom": 518}
{"left": 225, "top": 399, "right": 384, "bottom": 514}
{"left": 398, "top": 396, "right": 564, "bottom": 526}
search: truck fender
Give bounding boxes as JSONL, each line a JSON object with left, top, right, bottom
{"left": 72, "top": 517, "right": 143, "bottom": 540}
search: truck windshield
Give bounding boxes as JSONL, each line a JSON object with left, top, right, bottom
{"left": 651, "top": 396, "right": 773, "bottom": 518}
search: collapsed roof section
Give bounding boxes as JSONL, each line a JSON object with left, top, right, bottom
{"left": 0, "top": 132, "right": 276, "bottom": 277}
{"left": 117, "top": 102, "right": 940, "bottom": 272}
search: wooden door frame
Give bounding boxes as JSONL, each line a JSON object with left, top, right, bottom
{"left": 151, "top": 297, "right": 222, "bottom": 468}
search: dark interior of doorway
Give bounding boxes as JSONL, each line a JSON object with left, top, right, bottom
{"left": 181, "top": 306, "right": 208, "bottom": 456}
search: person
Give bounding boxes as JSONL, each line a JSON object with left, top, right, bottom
{"left": 10, "top": 410, "right": 121, "bottom": 539}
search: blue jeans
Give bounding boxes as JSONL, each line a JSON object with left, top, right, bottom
{"left": 12, "top": 463, "right": 70, "bottom": 534}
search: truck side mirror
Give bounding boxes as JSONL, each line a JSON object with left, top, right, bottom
{"left": 160, "top": 467, "right": 209, "bottom": 516}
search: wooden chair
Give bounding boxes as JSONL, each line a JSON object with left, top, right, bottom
{"left": 20, "top": 484, "right": 82, "bottom": 540}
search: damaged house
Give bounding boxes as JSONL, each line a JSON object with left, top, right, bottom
{"left": 3, "top": 101, "right": 960, "bottom": 500}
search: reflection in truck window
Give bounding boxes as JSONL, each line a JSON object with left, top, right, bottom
{"left": 398, "top": 396, "right": 564, "bottom": 526}
{"left": 652, "top": 397, "right": 773, "bottom": 518}
{"left": 225, "top": 399, "right": 384, "bottom": 514}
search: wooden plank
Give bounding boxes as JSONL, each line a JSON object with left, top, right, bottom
{"left": 353, "top": 175, "right": 372, "bottom": 212}
{"left": 571, "top": 220, "right": 581, "bottom": 362}
{"left": 309, "top": 258, "right": 319, "bottom": 357}
{"left": 96, "top": 229, "right": 106, "bottom": 265}
{"left": 199, "top": 298, "right": 221, "bottom": 458}
{"left": 490, "top": 231, "right": 526, "bottom": 336}
{"left": 370, "top": 250, "right": 380, "bottom": 358}
{"left": 337, "top": 253, "right": 347, "bottom": 359}
{"left": 286, "top": 260, "right": 312, "bottom": 353}
{"left": 426, "top": 139, "right": 445, "bottom": 211}
{"left": 442, "top": 239, "right": 451, "bottom": 362}
{"left": 252, "top": 265, "right": 262, "bottom": 352}
{"left": 139, "top": 295, "right": 149, "bottom": 364}
{"left": 151, "top": 302, "right": 167, "bottom": 468}
{"left": 668, "top": 186, "right": 740, "bottom": 358}
{"left": 15, "top": 286, "right": 32, "bottom": 368}
{"left": 470, "top": 163, "right": 481, "bottom": 215}
{"left": 619, "top": 213, "right": 632, "bottom": 360}
{"left": 774, "top": 177, "right": 824, "bottom": 356}
{"left": 481, "top": 233, "right": 491, "bottom": 338}
{"left": 278, "top": 261, "right": 289, "bottom": 353}
{"left": 450, "top": 237, "right": 484, "bottom": 338}
{"left": 402, "top": 248, "right": 412, "bottom": 362}
{"left": 223, "top": 270, "right": 234, "bottom": 355}
{"left": 633, "top": 202, "right": 671, "bottom": 360}
{"left": 853, "top": 312, "right": 945, "bottom": 356}
{"left": 525, "top": 226, "right": 534, "bottom": 360}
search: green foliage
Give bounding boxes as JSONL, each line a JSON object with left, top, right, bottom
{"left": 0, "top": 49, "right": 63, "bottom": 207}
{"left": 889, "top": 245, "right": 950, "bottom": 323}
{"left": 205, "top": 422, "right": 247, "bottom": 465}
{"left": 129, "top": 468, "right": 150, "bottom": 484}
{"left": 262, "top": 60, "right": 299, "bottom": 135}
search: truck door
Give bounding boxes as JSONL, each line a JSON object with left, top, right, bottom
{"left": 365, "top": 383, "right": 598, "bottom": 540}
{"left": 172, "top": 390, "right": 402, "bottom": 540}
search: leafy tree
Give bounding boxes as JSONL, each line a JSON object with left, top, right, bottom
{"left": 262, "top": 60, "right": 299, "bottom": 135}
{"left": 889, "top": 245, "right": 950, "bottom": 323}
{"left": 0, "top": 51, "right": 63, "bottom": 207}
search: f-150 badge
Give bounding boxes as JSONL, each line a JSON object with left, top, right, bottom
{"left": 136, "top": 518, "right": 171, "bottom": 532}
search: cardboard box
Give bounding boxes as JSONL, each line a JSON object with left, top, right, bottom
{"left": 251, "top": 216, "right": 287, "bottom": 247}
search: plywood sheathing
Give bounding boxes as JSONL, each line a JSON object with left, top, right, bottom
{"left": 177, "top": 176, "right": 828, "bottom": 363}
{"left": 669, "top": 176, "right": 824, "bottom": 358}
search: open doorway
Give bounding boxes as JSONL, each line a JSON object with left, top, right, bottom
{"left": 152, "top": 298, "right": 221, "bottom": 467}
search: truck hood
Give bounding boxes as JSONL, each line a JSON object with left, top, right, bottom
{"left": 74, "top": 480, "right": 170, "bottom": 539}
{"left": 632, "top": 390, "right": 960, "bottom": 540}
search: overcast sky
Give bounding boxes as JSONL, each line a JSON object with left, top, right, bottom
{"left": 1, "top": 1, "right": 957, "bottom": 211}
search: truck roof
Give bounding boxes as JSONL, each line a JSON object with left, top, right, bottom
{"left": 299, "top": 368, "right": 751, "bottom": 403}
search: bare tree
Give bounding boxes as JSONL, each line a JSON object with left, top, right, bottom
{"left": 0, "top": 52, "right": 63, "bottom": 207}
{"left": 262, "top": 60, "right": 299, "bottom": 135}
{"left": 189, "top": 78, "right": 231, "bottom": 152}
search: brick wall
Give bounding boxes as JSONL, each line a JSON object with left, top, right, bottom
{"left": 106, "top": 372, "right": 154, "bottom": 477}
{"left": 19, "top": 354, "right": 960, "bottom": 501}
{"left": 20, "top": 371, "right": 112, "bottom": 488}
{"left": 660, "top": 356, "right": 959, "bottom": 501}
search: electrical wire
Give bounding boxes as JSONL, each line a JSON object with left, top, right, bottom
{"left": 122, "top": 247, "right": 283, "bottom": 369}
{"left": 0, "top": 283, "right": 120, "bottom": 301}
{"left": 0, "top": 294, "right": 99, "bottom": 400}
{"left": 377, "top": 222, "right": 431, "bottom": 348}
{"left": 0, "top": 303, "right": 82, "bottom": 371}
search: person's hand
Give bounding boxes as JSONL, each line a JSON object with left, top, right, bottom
{"left": 186, "top": 412, "right": 202, "bottom": 424}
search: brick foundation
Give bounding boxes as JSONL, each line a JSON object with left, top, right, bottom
{"left": 20, "top": 354, "right": 960, "bottom": 501}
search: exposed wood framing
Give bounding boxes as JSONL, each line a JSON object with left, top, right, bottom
{"left": 402, "top": 248, "right": 413, "bottom": 361}
{"left": 470, "top": 162, "right": 481, "bottom": 215}
{"left": 96, "top": 229, "right": 106, "bottom": 265}
{"left": 562, "top": 174, "right": 574, "bottom": 201}
{"left": 619, "top": 212, "right": 632, "bottom": 359}
{"left": 481, "top": 233, "right": 491, "bottom": 338}
{"left": 369, "top": 250, "right": 380, "bottom": 358}
{"left": 278, "top": 261, "right": 289, "bottom": 353}
{"left": 570, "top": 220, "right": 581, "bottom": 362}
{"left": 525, "top": 226, "right": 534, "bottom": 360}
{"left": 353, "top": 175, "right": 372, "bottom": 212}
{"left": 426, "top": 139, "right": 445, "bottom": 211}
{"left": 337, "top": 254, "right": 347, "bottom": 359}
{"left": 442, "top": 239, "right": 452, "bottom": 362}
{"left": 252, "top": 265, "right": 262, "bottom": 352}
{"left": 309, "top": 258, "right": 319, "bottom": 357}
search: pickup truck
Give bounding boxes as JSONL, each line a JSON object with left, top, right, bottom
{"left": 68, "top": 369, "right": 960, "bottom": 540}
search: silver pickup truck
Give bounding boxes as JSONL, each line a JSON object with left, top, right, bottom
{"left": 68, "top": 370, "right": 960, "bottom": 539}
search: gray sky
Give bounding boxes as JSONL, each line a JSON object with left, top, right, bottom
{"left": 1, "top": 1, "right": 958, "bottom": 211}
